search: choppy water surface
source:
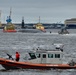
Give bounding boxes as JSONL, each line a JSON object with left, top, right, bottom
{"left": 0, "top": 29, "right": 76, "bottom": 75}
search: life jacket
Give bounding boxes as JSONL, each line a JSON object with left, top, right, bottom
{"left": 16, "top": 52, "right": 20, "bottom": 59}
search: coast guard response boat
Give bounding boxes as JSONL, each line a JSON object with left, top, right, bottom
{"left": 0, "top": 44, "right": 76, "bottom": 70}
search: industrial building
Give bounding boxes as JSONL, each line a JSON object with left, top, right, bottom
{"left": 64, "top": 18, "right": 76, "bottom": 29}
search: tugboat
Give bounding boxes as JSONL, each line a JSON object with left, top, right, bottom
{"left": 33, "top": 23, "right": 46, "bottom": 32}
{"left": 33, "top": 16, "right": 46, "bottom": 32}
{"left": 3, "top": 8, "right": 17, "bottom": 32}
{"left": 0, "top": 44, "right": 76, "bottom": 70}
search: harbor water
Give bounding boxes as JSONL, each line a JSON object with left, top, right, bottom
{"left": 0, "top": 29, "right": 76, "bottom": 75}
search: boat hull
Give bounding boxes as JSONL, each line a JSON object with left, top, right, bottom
{"left": 3, "top": 30, "right": 17, "bottom": 32}
{"left": 0, "top": 58, "right": 76, "bottom": 70}
{"left": 18, "top": 29, "right": 45, "bottom": 33}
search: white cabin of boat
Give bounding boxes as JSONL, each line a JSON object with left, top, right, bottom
{"left": 26, "top": 48, "right": 63, "bottom": 64}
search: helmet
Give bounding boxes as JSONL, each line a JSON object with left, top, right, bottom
{"left": 16, "top": 52, "right": 18, "bottom": 54}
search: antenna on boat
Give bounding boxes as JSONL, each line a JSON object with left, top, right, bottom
{"left": 39, "top": 16, "right": 40, "bottom": 23}
{"left": 10, "top": 7, "right": 12, "bottom": 19}
{"left": 0, "top": 10, "right": 1, "bottom": 21}
{"left": 0, "top": 10, "right": 1, "bottom": 26}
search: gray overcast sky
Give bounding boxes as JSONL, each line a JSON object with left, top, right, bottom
{"left": 0, "top": 0, "right": 76, "bottom": 23}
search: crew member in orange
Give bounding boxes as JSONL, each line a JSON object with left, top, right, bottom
{"left": 15, "top": 52, "right": 20, "bottom": 61}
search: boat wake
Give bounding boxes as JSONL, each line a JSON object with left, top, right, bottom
{"left": 62, "top": 33, "right": 76, "bottom": 36}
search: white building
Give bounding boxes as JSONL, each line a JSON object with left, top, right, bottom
{"left": 64, "top": 18, "right": 76, "bottom": 25}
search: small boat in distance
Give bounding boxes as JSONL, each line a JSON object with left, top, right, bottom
{"left": 58, "top": 27, "right": 69, "bottom": 34}
{"left": 0, "top": 44, "right": 76, "bottom": 70}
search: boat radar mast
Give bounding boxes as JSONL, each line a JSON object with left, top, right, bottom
{"left": 0, "top": 10, "right": 1, "bottom": 22}
{"left": 39, "top": 16, "right": 40, "bottom": 23}
{"left": 9, "top": 7, "right": 12, "bottom": 19}
{"left": 6, "top": 8, "right": 12, "bottom": 24}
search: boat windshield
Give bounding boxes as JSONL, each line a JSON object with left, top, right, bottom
{"left": 29, "top": 53, "right": 36, "bottom": 59}
{"left": 36, "top": 53, "right": 40, "bottom": 58}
